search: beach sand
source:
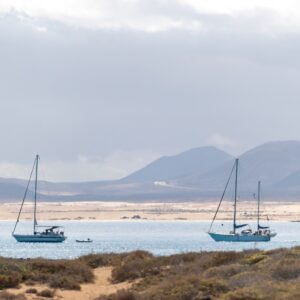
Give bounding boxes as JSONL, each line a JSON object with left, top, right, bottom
{"left": 1, "top": 200, "right": 300, "bottom": 221}
{"left": 7, "top": 266, "right": 134, "bottom": 300}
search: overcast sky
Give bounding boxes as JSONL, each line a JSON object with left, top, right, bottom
{"left": 1, "top": 0, "right": 300, "bottom": 181}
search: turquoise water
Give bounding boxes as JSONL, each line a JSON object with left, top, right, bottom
{"left": 1, "top": 220, "right": 299, "bottom": 259}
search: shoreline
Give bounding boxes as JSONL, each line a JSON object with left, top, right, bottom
{"left": 1, "top": 200, "right": 300, "bottom": 221}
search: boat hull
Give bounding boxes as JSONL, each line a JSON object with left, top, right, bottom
{"left": 76, "top": 240, "right": 93, "bottom": 243}
{"left": 13, "top": 234, "right": 66, "bottom": 243}
{"left": 208, "top": 232, "right": 271, "bottom": 242}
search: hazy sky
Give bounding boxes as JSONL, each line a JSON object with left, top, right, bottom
{"left": 1, "top": 0, "right": 300, "bottom": 181}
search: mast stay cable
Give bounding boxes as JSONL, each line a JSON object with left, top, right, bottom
{"left": 12, "top": 157, "right": 36, "bottom": 234}
{"left": 208, "top": 161, "right": 236, "bottom": 233}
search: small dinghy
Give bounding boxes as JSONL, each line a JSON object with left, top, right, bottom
{"left": 76, "top": 238, "right": 93, "bottom": 243}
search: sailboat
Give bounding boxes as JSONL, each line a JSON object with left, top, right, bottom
{"left": 12, "top": 155, "right": 66, "bottom": 243}
{"left": 208, "top": 158, "right": 276, "bottom": 242}
{"left": 255, "top": 180, "right": 276, "bottom": 238}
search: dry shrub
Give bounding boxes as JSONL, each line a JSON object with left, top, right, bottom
{"left": 37, "top": 289, "right": 55, "bottom": 298}
{"left": 95, "top": 289, "right": 139, "bottom": 300}
{"left": 0, "top": 273, "right": 22, "bottom": 289}
{"left": 228, "top": 272, "right": 271, "bottom": 289}
{"left": 244, "top": 254, "right": 268, "bottom": 265}
{"left": 162, "top": 252, "right": 201, "bottom": 265}
{"left": 140, "top": 276, "right": 228, "bottom": 300}
{"left": 113, "top": 259, "right": 160, "bottom": 283}
{"left": 30, "top": 260, "right": 66, "bottom": 274}
{"left": 0, "top": 291, "right": 26, "bottom": 300}
{"left": 203, "top": 264, "right": 245, "bottom": 279}
{"left": 5, "top": 248, "right": 300, "bottom": 300}
{"left": 24, "top": 280, "right": 35, "bottom": 286}
{"left": 207, "top": 252, "right": 243, "bottom": 268}
{"left": 123, "top": 251, "right": 153, "bottom": 262}
{"left": 263, "top": 248, "right": 285, "bottom": 256}
{"left": 49, "top": 276, "right": 81, "bottom": 290}
{"left": 80, "top": 254, "right": 111, "bottom": 268}
{"left": 29, "top": 259, "right": 93, "bottom": 289}
{"left": 198, "top": 279, "right": 229, "bottom": 296}
{"left": 112, "top": 252, "right": 156, "bottom": 283}
{"left": 222, "top": 288, "right": 264, "bottom": 300}
{"left": 0, "top": 259, "right": 28, "bottom": 289}
{"left": 80, "top": 253, "right": 122, "bottom": 268}
{"left": 81, "top": 252, "right": 152, "bottom": 270}
{"left": 25, "top": 288, "right": 37, "bottom": 294}
{"left": 111, "top": 289, "right": 138, "bottom": 300}
{"left": 221, "top": 282, "right": 293, "bottom": 300}
{"left": 271, "top": 259, "right": 300, "bottom": 280}
{"left": 0, "top": 259, "right": 26, "bottom": 275}
{"left": 265, "top": 248, "right": 300, "bottom": 262}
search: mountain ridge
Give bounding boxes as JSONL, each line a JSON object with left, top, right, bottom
{"left": 121, "top": 146, "right": 233, "bottom": 183}
{"left": 1, "top": 141, "right": 300, "bottom": 201}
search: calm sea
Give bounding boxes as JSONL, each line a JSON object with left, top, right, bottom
{"left": 1, "top": 220, "right": 299, "bottom": 259}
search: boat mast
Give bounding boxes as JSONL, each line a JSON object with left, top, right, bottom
{"left": 33, "top": 154, "right": 39, "bottom": 234}
{"left": 257, "top": 180, "right": 261, "bottom": 231}
{"left": 233, "top": 158, "right": 239, "bottom": 234}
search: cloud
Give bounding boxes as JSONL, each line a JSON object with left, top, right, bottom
{"left": 0, "top": 0, "right": 300, "bottom": 33}
{"left": 0, "top": 0, "right": 201, "bottom": 32}
{"left": 0, "top": 151, "right": 159, "bottom": 181}
{"left": 206, "top": 134, "right": 238, "bottom": 154}
{"left": 0, "top": 4, "right": 300, "bottom": 180}
{"left": 36, "top": 26, "right": 47, "bottom": 32}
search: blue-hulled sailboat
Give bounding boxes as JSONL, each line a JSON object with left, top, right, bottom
{"left": 12, "top": 155, "right": 66, "bottom": 243}
{"left": 208, "top": 158, "right": 276, "bottom": 242}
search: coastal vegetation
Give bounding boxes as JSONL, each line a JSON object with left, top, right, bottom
{"left": 2, "top": 248, "right": 300, "bottom": 299}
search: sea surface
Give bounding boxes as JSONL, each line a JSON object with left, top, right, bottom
{"left": 1, "top": 220, "right": 299, "bottom": 259}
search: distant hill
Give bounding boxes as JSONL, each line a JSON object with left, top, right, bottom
{"left": 0, "top": 181, "right": 29, "bottom": 200}
{"left": 1, "top": 141, "right": 300, "bottom": 201}
{"left": 122, "top": 146, "right": 233, "bottom": 183}
{"left": 238, "top": 140, "right": 300, "bottom": 187}
{"left": 275, "top": 170, "right": 300, "bottom": 190}
{"left": 175, "top": 141, "right": 300, "bottom": 198}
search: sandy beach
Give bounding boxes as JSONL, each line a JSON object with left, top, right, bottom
{"left": 1, "top": 201, "right": 300, "bottom": 221}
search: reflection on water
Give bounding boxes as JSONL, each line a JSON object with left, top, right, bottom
{"left": 1, "top": 220, "right": 299, "bottom": 259}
